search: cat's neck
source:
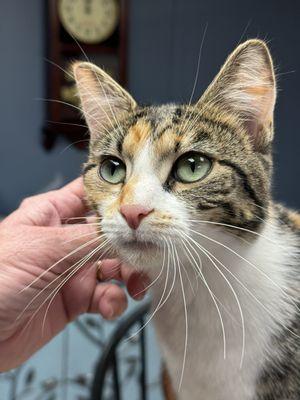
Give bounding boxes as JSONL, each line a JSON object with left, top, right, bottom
{"left": 149, "top": 218, "right": 298, "bottom": 400}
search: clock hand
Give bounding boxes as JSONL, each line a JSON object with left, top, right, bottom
{"left": 84, "top": 0, "right": 92, "bottom": 15}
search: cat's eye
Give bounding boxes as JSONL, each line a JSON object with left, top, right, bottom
{"left": 99, "top": 157, "right": 126, "bottom": 184}
{"left": 173, "top": 152, "right": 212, "bottom": 183}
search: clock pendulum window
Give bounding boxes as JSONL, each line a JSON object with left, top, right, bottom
{"left": 43, "top": 0, "right": 128, "bottom": 150}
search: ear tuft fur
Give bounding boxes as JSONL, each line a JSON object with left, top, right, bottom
{"left": 198, "top": 39, "right": 276, "bottom": 149}
{"left": 73, "top": 62, "right": 136, "bottom": 139}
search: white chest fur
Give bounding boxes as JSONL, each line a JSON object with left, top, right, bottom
{"left": 150, "top": 222, "right": 298, "bottom": 400}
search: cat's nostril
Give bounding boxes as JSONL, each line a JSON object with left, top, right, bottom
{"left": 120, "top": 204, "right": 154, "bottom": 230}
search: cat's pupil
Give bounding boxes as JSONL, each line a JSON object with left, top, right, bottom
{"left": 110, "top": 160, "right": 118, "bottom": 175}
{"left": 188, "top": 158, "right": 196, "bottom": 173}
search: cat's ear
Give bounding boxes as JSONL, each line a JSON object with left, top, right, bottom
{"left": 73, "top": 62, "right": 137, "bottom": 139}
{"left": 198, "top": 39, "right": 276, "bottom": 149}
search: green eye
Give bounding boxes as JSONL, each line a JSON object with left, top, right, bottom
{"left": 99, "top": 157, "right": 126, "bottom": 184}
{"left": 174, "top": 152, "right": 212, "bottom": 183}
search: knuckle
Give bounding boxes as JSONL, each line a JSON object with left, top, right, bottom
{"left": 19, "top": 197, "right": 32, "bottom": 207}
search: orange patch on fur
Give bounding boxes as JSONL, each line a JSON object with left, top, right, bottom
{"left": 245, "top": 86, "right": 270, "bottom": 96}
{"left": 123, "top": 120, "right": 152, "bottom": 157}
{"left": 119, "top": 176, "right": 139, "bottom": 205}
{"left": 289, "top": 211, "right": 300, "bottom": 229}
{"left": 156, "top": 130, "right": 182, "bottom": 154}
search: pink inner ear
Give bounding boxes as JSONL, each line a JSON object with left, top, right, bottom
{"left": 243, "top": 119, "right": 259, "bottom": 145}
{"left": 241, "top": 83, "right": 275, "bottom": 148}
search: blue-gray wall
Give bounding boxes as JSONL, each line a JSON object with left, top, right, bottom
{"left": 0, "top": 0, "right": 86, "bottom": 215}
{"left": 128, "top": 0, "right": 300, "bottom": 209}
{"left": 1, "top": 0, "right": 299, "bottom": 212}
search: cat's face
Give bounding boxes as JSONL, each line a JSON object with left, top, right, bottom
{"left": 74, "top": 39, "right": 276, "bottom": 270}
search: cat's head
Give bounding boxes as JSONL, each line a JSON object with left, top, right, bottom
{"left": 73, "top": 39, "right": 276, "bottom": 269}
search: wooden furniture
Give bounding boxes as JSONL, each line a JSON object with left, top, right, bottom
{"left": 43, "top": 0, "right": 128, "bottom": 150}
{"left": 162, "top": 367, "right": 176, "bottom": 400}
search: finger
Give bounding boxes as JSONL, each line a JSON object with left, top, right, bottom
{"left": 89, "top": 283, "right": 128, "bottom": 319}
{"left": 127, "top": 272, "right": 150, "bottom": 300}
{"left": 48, "top": 177, "right": 89, "bottom": 221}
{"left": 60, "top": 177, "right": 85, "bottom": 199}
{"left": 59, "top": 223, "right": 99, "bottom": 244}
{"left": 8, "top": 178, "right": 88, "bottom": 227}
{"left": 98, "top": 259, "right": 149, "bottom": 300}
{"left": 55, "top": 224, "right": 103, "bottom": 266}
{"left": 31, "top": 224, "right": 102, "bottom": 275}
{"left": 60, "top": 261, "right": 97, "bottom": 321}
{"left": 64, "top": 213, "right": 99, "bottom": 225}
{"left": 97, "top": 259, "right": 124, "bottom": 280}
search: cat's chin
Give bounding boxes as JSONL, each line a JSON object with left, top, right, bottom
{"left": 113, "top": 239, "right": 163, "bottom": 271}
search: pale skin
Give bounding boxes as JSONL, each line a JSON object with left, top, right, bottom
{"left": 0, "top": 178, "right": 146, "bottom": 371}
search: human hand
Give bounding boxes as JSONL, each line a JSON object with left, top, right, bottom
{"left": 0, "top": 178, "right": 146, "bottom": 371}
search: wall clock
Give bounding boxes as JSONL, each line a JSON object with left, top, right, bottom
{"left": 58, "top": 0, "right": 120, "bottom": 44}
{"left": 43, "top": 0, "right": 128, "bottom": 150}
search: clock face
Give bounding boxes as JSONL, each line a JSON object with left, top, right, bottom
{"left": 58, "top": 0, "right": 120, "bottom": 44}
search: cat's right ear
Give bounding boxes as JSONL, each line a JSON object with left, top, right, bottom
{"left": 73, "top": 62, "right": 137, "bottom": 139}
{"left": 197, "top": 40, "right": 276, "bottom": 150}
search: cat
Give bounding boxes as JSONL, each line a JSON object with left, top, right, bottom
{"left": 73, "top": 39, "right": 300, "bottom": 400}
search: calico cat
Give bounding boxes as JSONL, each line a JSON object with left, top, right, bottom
{"left": 73, "top": 40, "right": 300, "bottom": 399}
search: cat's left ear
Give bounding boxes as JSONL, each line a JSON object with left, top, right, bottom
{"left": 198, "top": 39, "right": 276, "bottom": 150}
{"left": 73, "top": 62, "right": 137, "bottom": 139}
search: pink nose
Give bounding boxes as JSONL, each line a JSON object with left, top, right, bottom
{"left": 120, "top": 204, "right": 153, "bottom": 230}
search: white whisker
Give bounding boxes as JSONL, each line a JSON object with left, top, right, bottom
{"left": 186, "top": 218, "right": 285, "bottom": 247}
{"left": 173, "top": 244, "right": 188, "bottom": 390}
{"left": 17, "top": 238, "right": 108, "bottom": 322}
{"left": 179, "top": 236, "right": 227, "bottom": 360}
{"left": 20, "top": 236, "right": 101, "bottom": 293}
{"left": 188, "top": 227, "right": 300, "bottom": 313}
{"left": 41, "top": 240, "right": 113, "bottom": 333}
{"left": 125, "top": 238, "right": 174, "bottom": 341}
{"left": 180, "top": 230, "right": 245, "bottom": 367}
